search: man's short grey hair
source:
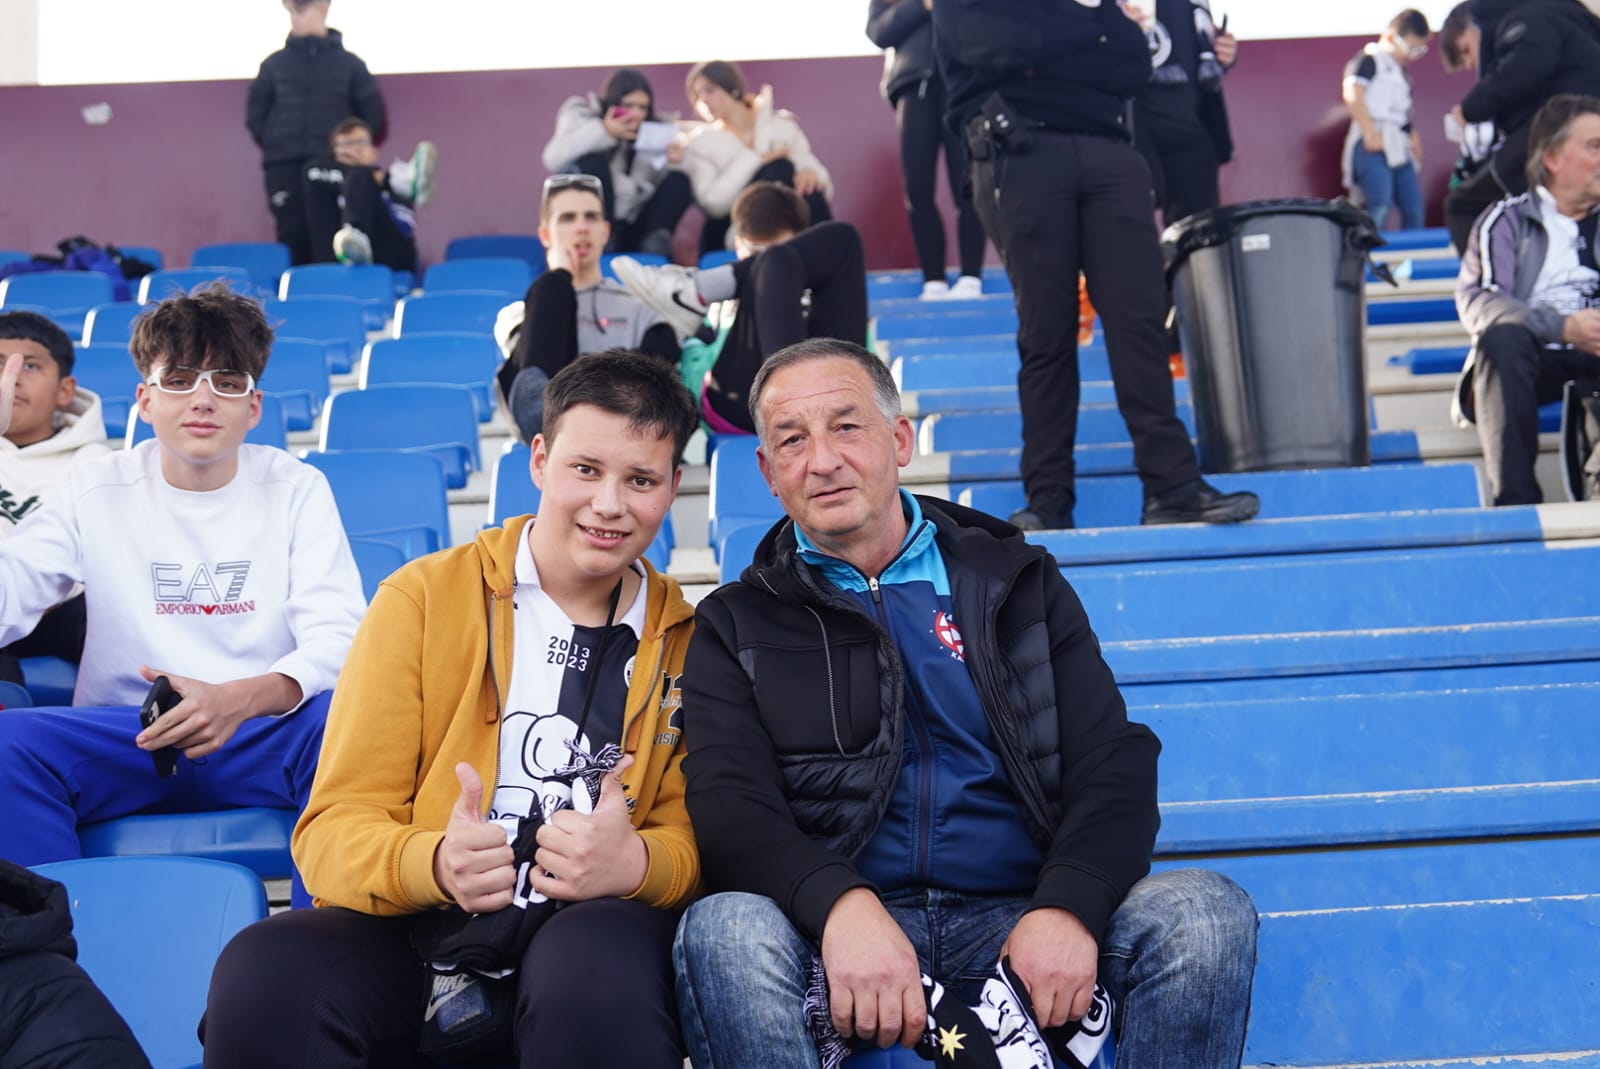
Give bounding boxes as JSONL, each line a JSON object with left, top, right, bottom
{"left": 748, "top": 338, "right": 902, "bottom": 439}
{"left": 1528, "top": 94, "right": 1600, "bottom": 190}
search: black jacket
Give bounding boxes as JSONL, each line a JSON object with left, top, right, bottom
{"left": 682, "top": 497, "right": 1160, "bottom": 945}
{"left": 932, "top": 0, "right": 1153, "bottom": 142}
{"left": 247, "top": 29, "right": 386, "bottom": 165}
{"left": 0, "top": 861, "right": 150, "bottom": 1069}
{"left": 1462, "top": 0, "right": 1600, "bottom": 137}
{"left": 866, "top": 0, "right": 939, "bottom": 105}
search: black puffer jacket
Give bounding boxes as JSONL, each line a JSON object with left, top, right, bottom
{"left": 1462, "top": 0, "right": 1600, "bottom": 136}
{"left": 246, "top": 29, "right": 386, "bottom": 164}
{"left": 682, "top": 497, "right": 1160, "bottom": 945}
{"left": 866, "top": 0, "right": 939, "bottom": 105}
{"left": 0, "top": 860, "right": 151, "bottom": 1069}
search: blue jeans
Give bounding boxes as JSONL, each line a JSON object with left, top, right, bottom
{"left": 675, "top": 869, "right": 1258, "bottom": 1069}
{"left": 1351, "top": 146, "right": 1424, "bottom": 231}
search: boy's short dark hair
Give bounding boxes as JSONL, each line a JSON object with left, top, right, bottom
{"left": 1389, "top": 9, "right": 1430, "bottom": 39}
{"left": 0, "top": 311, "right": 76, "bottom": 377}
{"left": 129, "top": 283, "right": 274, "bottom": 382}
{"left": 543, "top": 349, "right": 698, "bottom": 468}
{"left": 329, "top": 117, "right": 372, "bottom": 149}
{"left": 731, "top": 182, "right": 810, "bottom": 245}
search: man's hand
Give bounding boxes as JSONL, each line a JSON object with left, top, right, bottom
{"left": 1000, "top": 908, "right": 1100, "bottom": 1029}
{"left": 1215, "top": 31, "right": 1238, "bottom": 67}
{"left": 794, "top": 168, "right": 823, "bottom": 196}
{"left": 529, "top": 755, "right": 647, "bottom": 901}
{"left": 1563, "top": 308, "right": 1600, "bottom": 355}
{"left": 666, "top": 139, "right": 685, "bottom": 165}
{"left": 433, "top": 763, "right": 517, "bottom": 913}
{"left": 0, "top": 351, "right": 21, "bottom": 438}
{"left": 820, "top": 888, "right": 926, "bottom": 1049}
{"left": 134, "top": 666, "right": 299, "bottom": 759}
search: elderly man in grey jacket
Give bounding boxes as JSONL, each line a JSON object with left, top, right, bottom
{"left": 1455, "top": 93, "right": 1600, "bottom": 505}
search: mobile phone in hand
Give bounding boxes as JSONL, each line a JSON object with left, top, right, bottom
{"left": 138, "top": 675, "right": 181, "bottom": 779}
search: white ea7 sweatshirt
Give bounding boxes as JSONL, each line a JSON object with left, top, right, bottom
{"left": 0, "top": 441, "right": 365, "bottom": 707}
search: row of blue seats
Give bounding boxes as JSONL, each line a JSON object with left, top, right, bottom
{"left": 75, "top": 332, "right": 501, "bottom": 441}
{"left": 870, "top": 294, "right": 1461, "bottom": 342}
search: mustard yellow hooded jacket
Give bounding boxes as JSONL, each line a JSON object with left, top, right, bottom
{"left": 293, "top": 517, "right": 698, "bottom": 916}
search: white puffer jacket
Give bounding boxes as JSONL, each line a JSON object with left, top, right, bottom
{"left": 678, "top": 86, "right": 833, "bottom": 218}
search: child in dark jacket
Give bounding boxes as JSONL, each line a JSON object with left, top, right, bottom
{"left": 246, "top": 0, "right": 386, "bottom": 265}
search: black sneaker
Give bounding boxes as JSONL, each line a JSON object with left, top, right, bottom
{"left": 1009, "top": 488, "right": 1074, "bottom": 531}
{"left": 1141, "top": 478, "right": 1260, "bottom": 525}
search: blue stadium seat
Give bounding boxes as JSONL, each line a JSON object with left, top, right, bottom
{"left": 445, "top": 233, "right": 546, "bottom": 268}
{"left": 893, "top": 347, "right": 1112, "bottom": 391}
{"left": 0, "top": 680, "right": 32, "bottom": 708}
{"left": 423, "top": 257, "right": 534, "bottom": 297}
{"left": 1366, "top": 296, "right": 1457, "bottom": 325}
{"left": 486, "top": 443, "right": 671, "bottom": 570}
{"left": 361, "top": 333, "right": 502, "bottom": 422}
{"left": 80, "top": 301, "right": 144, "bottom": 346}
{"left": 1395, "top": 345, "right": 1470, "bottom": 375}
{"left": 71, "top": 342, "right": 141, "bottom": 439}
{"left": 77, "top": 808, "right": 297, "bottom": 879}
{"left": 261, "top": 337, "right": 332, "bottom": 431}
{"left": 0, "top": 271, "right": 117, "bottom": 336}
{"left": 319, "top": 384, "right": 480, "bottom": 488}
{"left": 279, "top": 263, "right": 396, "bottom": 329}
{"left": 698, "top": 249, "right": 737, "bottom": 270}
{"left": 394, "top": 290, "right": 508, "bottom": 337}
{"left": 718, "top": 520, "right": 769, "bottom": 583}
{"left": 127, "top": 392, "right": 289, "bottom": 450}
{"left": 137, "top": 266, "right": 255, "bottom": 304}
{"left": 349, "top": 536, "right": 409, "bottom": 600}
{"left": 1374, "top": 226, "right": 1452, "bottom": 251}
{"left": 920, "top": 403, "right": 1194, "bottom": 453}
{"left": 190, "top": 241, "right": 291, "bottom": 293}
{"left": 16, "top": 656, "right": 75, "bottom": 705}
{"left": 707, "top": 436, "right": 782, "bottom": 561}
{"left": 261, "top": 295, "right": 367, "bottom": 374}
{"left": 31, "top": 856, "right": 268, "bottom": 1069}
{"left": 302, "top": 448, "right": 452, "bottom": 557}
{"left": 0, "top": 248, "right": 30, "bottom": 268}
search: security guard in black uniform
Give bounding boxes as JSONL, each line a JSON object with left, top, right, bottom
{"left": 933, "top": 0, "right": 1259, "bottom": 529}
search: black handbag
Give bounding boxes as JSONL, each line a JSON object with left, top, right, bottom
{"left": 1559, "top": 378, "right": 1600, "bottom": 501}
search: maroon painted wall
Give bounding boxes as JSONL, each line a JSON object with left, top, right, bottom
{"left": 0, "top": 40, "right": 1469, "bottom": 273}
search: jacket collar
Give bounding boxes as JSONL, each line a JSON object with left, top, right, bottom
{"left": 745, "top": 492, "right": 1047, "bottom": 603}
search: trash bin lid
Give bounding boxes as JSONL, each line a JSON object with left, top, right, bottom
{"left": 1162, "top": 197, "right": 1382, "bottom": 268}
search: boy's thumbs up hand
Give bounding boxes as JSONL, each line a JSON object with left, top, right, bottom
{"left": 433, "top": 763, "right": 517, "bottom": 913}
{"left": 531, "top": 755, "right": 647, "bottom": 901}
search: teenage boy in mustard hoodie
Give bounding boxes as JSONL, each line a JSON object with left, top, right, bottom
{"left": 203, "top": 349, "right": 701, "bottom": 1069}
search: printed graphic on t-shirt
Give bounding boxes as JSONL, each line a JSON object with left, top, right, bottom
{"left": 489, "top": 620, "right": 636, "bottom": 838}
{"left": 0, "top": 487, "right": 40, "bottom": 525}
{"left": 150, "top": 560, "right": 255, "bottom": 617}
{"left": 1531, "top": 212, "right": 1600, "bottom": 315}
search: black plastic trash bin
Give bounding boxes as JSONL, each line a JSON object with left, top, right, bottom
{"left": 1162, "top": 197, "right": 1382, "bottom": 473}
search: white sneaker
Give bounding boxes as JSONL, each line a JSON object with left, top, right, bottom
{"left": 948, "top": 275, "right": 984, "bottom": 299}
{"left": 919, "top": 279, "right": 951, "bottom": 300}
{"left": 333, "top": 225, "right": 372, "bottom": 265}
{"left": 610, "top": 257, "right": 708, "bottom": 339}
{"left": 389, "top": 141, "right": 438, "bottom": 207}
